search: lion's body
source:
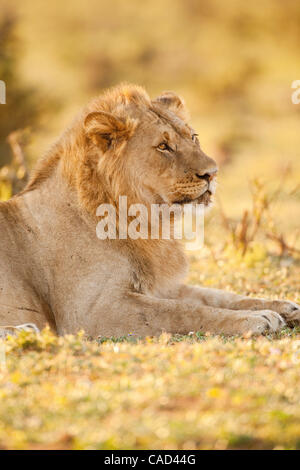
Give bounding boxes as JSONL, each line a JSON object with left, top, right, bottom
{"left": 0, "top": 165, "right": 187, "bottom": 336}
{"left": 0, "top": 84, "right": 299, "bottom": 336}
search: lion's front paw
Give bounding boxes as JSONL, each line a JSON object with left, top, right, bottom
{"left": 267, "top": 300, "right": 300, "bottom": 326}
{"left": 238, "top": 310, "right": 285, "bottom": 335}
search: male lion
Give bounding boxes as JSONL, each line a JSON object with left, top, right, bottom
{"left": 0, "top": 84, "right": 299, "bottom": 337}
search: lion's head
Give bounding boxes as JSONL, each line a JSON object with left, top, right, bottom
{"left": 80, "top": 84, "right": 217, "bottom": 214}
{"left": 27, "top": 84, "right": 217, "bottom": 216}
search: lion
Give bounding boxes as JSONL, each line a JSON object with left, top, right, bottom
{"left": 0, "top": 83, "right": 299, "bottom": 337}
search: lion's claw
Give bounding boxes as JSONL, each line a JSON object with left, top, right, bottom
{"left": 266, "top": 300, "right": 300, "bottom": 326}
{"left": 238, "top": 310, "right": 285, "bottom": 335}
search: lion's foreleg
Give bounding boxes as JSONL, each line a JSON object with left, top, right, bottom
{"left": 96, "top": 292, "right": 285, "bottom": 337}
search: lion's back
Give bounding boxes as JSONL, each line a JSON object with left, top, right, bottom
{"left": 0, "top": 198, "right": 26, "bottom": 257}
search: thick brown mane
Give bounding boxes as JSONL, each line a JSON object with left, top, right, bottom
{"left": 22, "top": 83, "right": 190, "bottom": 217}
{"left": 23, "top": 88, "right": 143, "bottom": 203}
{"left": 23, "top": 84, "right": 151, "bottom": 201}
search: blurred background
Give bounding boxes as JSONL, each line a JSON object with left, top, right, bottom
{"left": 0, "top": 0, "right": 299, "bottom": 258}
{"left": 1, "top": 2, "right": 300, "bottom": 450}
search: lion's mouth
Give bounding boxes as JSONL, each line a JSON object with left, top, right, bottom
{"left": 174, "top": 190, "right": 212, "bottom": 206}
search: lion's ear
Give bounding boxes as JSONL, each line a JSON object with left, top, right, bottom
{"left": 84, "top": 111, "right": 137, "bottom": 152}
{"left": 153, "top": 91, "right": 188, "bottom": 121}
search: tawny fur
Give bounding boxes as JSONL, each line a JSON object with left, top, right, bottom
{"left": 0, "top": 83, "right": 299, "bottom": 337}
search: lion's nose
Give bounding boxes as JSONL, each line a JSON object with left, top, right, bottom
{"left": 195, "top": 168, "right": 218, "bottom": 183}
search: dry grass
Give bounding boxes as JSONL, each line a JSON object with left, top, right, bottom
{"left": 1, "top": 323, "right": 300, "bottom": 450}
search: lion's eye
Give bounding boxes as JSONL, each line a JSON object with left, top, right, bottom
{"left": 157, "top": 142, "right": 169, "bottom": 151}
{"left": 192, "top": 134, "right": 199, "bottom": 142}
